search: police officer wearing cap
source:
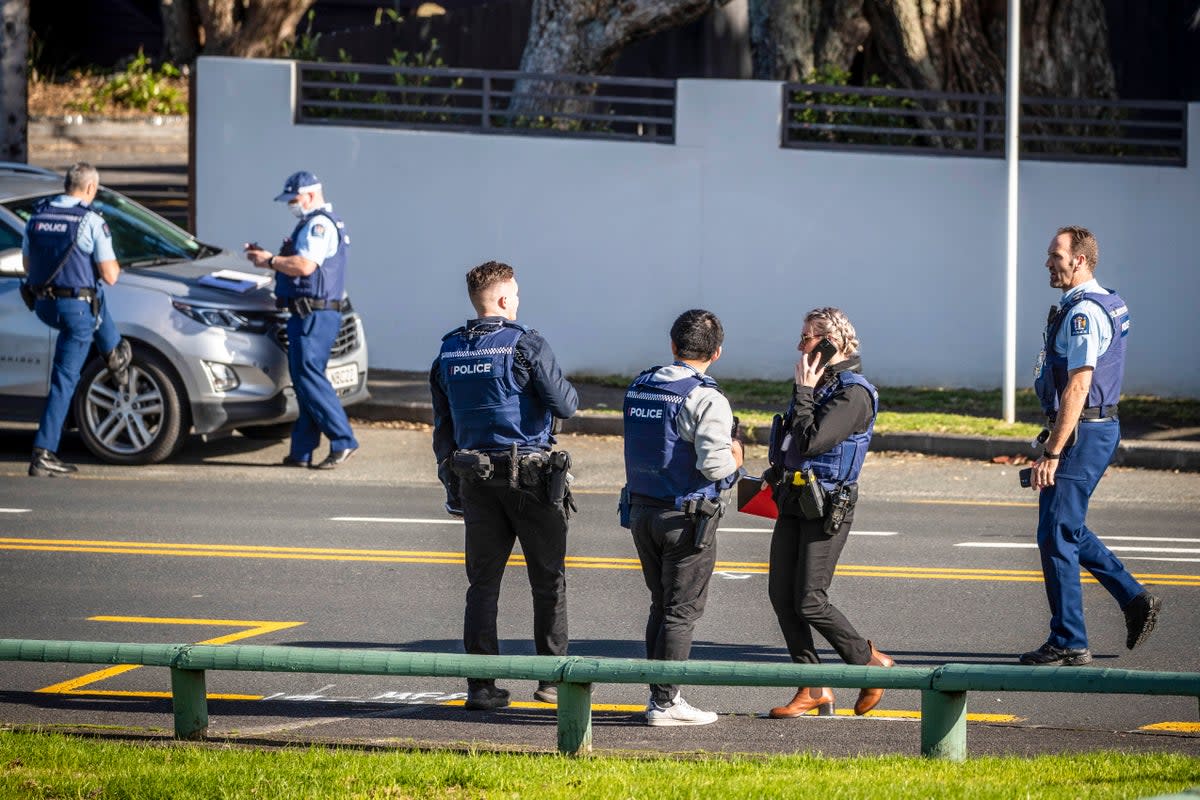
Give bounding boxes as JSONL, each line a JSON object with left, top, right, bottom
{"left": 244, "top": 170, "right": 358, "bottom": 469}
{"left": 1020, "top": 225, "right": 1162, "bottom": 666}
{"left": 22, "top": 162, "right": 131, "bottom": 477}
{"left": 430, "top": 261, "right": 578, "bottom": 711}
{"left": 620, "top": 309, "right": 744, "bottom": 727}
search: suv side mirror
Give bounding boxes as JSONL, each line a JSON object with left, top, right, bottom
{"left": 0, "top": 249, "right": 23, "bottom": 276}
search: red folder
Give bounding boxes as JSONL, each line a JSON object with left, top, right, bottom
{"left": 736, "top": 476, "right": 778, "bottom": 520}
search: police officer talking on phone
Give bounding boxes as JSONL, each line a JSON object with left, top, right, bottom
{"left": 763, "top": 307, "right": 894, "bottom": 719}
{"left": 620, "top": 309, "right": 744, "bottom": 727}
{"left": 244, "top": 171, "right": 358, "bottom": 469}
{"left": 1019, "top": 226, "right": 1161, "bottom": 667}
{"left": 430, "top": 261, "right": 578, "bottom": 711}
{"left": 22, "top": 162, "right": 131, "bottom": 477}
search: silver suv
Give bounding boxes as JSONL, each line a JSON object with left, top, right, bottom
{"left": 0, "top": 163, "right": 369, "bottom": 464}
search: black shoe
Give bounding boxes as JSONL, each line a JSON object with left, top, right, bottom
{"left": 106, "top": 339, "right": 132, "bottom": 388}
{"left": 281, "top": 455, "right": 311, "bottom": 467}
{"left": 464, "top": 684, "right": 510, "bottom": 711}
{"left": 29, "top": 448, "right": 78, "bottom": 477}
{"left": 1123, "top": 592, "right": 1163, "bottom": 650}
{"left": 313, "top": 447, "right": 357, "bottom": 470}
{"left": 533, "top": 682, "right": 558, "bottom": 704}
{"left": 1019, "top": 642, "right": 1093, "bottom": 666}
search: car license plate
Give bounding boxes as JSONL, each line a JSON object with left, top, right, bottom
{"left": 326, "top": 364, "right": 358, "bottom": 390}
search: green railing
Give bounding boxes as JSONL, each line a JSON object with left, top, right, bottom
{"left": 2, "top": 639, "right": 1198, "bottom": 760}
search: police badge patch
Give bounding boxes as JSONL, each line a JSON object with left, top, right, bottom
{"left": 1033, "top": 349, "right": 1046, "bottom": 380}
{"left": 1070, "top": 313, "right": 1089, "bottom": 336}
{"left": 311, "top": 223, "right": 326, "bottom": 237}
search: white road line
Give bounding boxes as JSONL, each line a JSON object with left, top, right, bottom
{"left": 0, "top": 509, "right": 30, "bottom": 514}
{"left": 330, "top": 517, "right": 463, "bottom": 524}
{"left": 722, "top": 528, "right": 898, "bottom": 536}
{"left": 1103, "top": 536, "right": 1200, "bottom": 543}
{"left": 957, "top": 542, "right": 1200, "bottom": 554}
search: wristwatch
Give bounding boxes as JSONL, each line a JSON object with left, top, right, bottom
{"left": 268, "top": 255, "right": 276, "bottom": 269}
{"left": 1043, "top": 450, "right": 1060, "bottom": 460}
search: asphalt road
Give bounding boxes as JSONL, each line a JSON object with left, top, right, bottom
{"left": 0, "top": 423, "right": 1198, "bottom": 757}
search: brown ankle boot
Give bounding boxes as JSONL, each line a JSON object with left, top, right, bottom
{"left": 769, "top": 686, "right": 835, "bottom": 719}
{"left": 854, "top": 640, "right": 895, "bottom": 716}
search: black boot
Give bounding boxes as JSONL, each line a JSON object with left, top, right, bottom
{"left": 29, "top": 448, "right": 78, "bottom": 477}
{"left": 106, "top": 339, "right": 132, "bottom": 388}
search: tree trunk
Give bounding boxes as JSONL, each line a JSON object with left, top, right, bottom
{"left": 166, "top": 0, "right": 314, "bottom": 60}
{"left": 160, "top": 0, "right": 199, "bottom": 64}
{"left": 865, "top": 0, "right": 1116, "bottom": 99}
{"left": 0, "top": 0, "right": 28, "bottom": 163}
{"left": 748, "top": 0, "right": 870, "bottom": 81}
{"left": 512, "top": 0, "right": 720, "bottom": 118}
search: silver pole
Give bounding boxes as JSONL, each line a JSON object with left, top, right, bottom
{"left": 1002, "top": 0, "right": 1021, "bottom": 423}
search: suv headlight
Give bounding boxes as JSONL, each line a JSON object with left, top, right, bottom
{"left": 172, "top": 300, "right": 269, "bottom": 333}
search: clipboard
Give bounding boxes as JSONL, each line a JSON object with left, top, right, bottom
{"left": 736, "top": 476, "right": 778, "bottom": 520}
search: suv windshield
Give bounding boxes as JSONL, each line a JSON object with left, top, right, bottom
{"left": 3, "top": 188, "right": 203, "bottom": 267}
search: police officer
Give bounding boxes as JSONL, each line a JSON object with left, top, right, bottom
{"left": 1021, "top": 225, "right": 1162, "bottom": 666}
{"left": 430, "top": 261, "right": 578, "bottom": 710}
{"left": 244, "top": 171, "right": 358, "bottom": 469}
{"left": 620, "top": 309, "right": 744, "bottom": 727}
{"left": 22, "top": 162, "right": 131, "bottom": 477}
{"left": 763, "top": 307, "right": 893, "bottom": 719}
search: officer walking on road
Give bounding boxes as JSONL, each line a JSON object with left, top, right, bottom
{"left": 22, "top": 162, "right": 131, "bottom": 477}
{"left": 430, "top": 261, "right": 578, "bottom": 710}
{"left": 244, "top": 171, "right": 358, "bottom": 469}
{"left": 1021, "top": 225, "right": 1162, "bottom": 666}
{"left": 620, "top": 309, "right": 744, "bottom": 726}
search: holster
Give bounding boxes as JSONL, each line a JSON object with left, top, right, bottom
{"left": 617, "top": 485, "right": 632, "bottom": 529}
{"left": 450, "top": 449, "right": 493, "bottom": 482}
{"left": 776, "top": 468, "right": 825, "bottom": 520}
{"left": 292, "top": 296, "right": 314, "bottom": 318}
{"left": 683, "top": 495, "right": 725, "bottom": 550}
{"left": 18, "top": 282, "right": 35, "bottom": 311}
{"left": 823, "top": 484, "right": 858, "bottom": 535}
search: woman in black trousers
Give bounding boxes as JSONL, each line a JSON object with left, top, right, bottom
{"left": 765, "top": 307, "right": 894, "bottom": 718}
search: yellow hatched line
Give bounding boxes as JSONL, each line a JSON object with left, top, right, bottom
{"left": 1140, "top": 722, "right": 1200, "bottom": 733}
{"left": 2, "top": 537, "right": 1197, "bottom": 586}
{"left": 37, "top": 616, "right": 303, "bottom": 696}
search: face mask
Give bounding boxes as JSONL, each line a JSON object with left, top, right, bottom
{"left": 288, "top": 201, "right": 305, "bottom": 219}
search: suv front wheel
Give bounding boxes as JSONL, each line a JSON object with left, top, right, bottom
{"left": 73, "top": 345, "right": 189, "bottom": 465}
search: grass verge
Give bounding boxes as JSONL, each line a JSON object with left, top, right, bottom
{"left": 1, "top": 730, "right": 1198, "bottom": 799}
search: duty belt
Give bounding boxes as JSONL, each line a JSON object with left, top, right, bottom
{"left": 1049, "top": 404, "right": 1118, "bottom": 423}
{"left": 628, "top": 493, "right": 677, "bottom": 510}
{"left": 37, "top": 286, "right": 95, "bottom": 301}
{"left": 277, "top": 298, "right": 346, "bottom": 312}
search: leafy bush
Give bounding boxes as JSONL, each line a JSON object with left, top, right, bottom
{"left": 791, "top": 64, "right": 922, "bottom": 147}
{"left": 68, "top": 50, "right": 187, "bottom": 116}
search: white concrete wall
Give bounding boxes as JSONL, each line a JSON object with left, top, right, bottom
{"left": 195, "top": 56, "right": 1200, "bottom": 396}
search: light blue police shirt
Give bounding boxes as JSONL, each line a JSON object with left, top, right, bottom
{"left": 21, "top": 195, "right": 116, "bottom": 264}
{"left": 292, "top": 203, "right": 340, "bottom": 266}
{"left": 1055, "top": 278, "right": 1113, "bottom": 371}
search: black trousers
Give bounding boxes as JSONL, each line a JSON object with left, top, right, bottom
{"left": 768, "top": 507, "right": 871, "bottom": 666}
{"left": 461, "top": 477, "right": 568, "bottom": 683}
{"left": 630, "top": 504, "right": 718, "bottom": 704}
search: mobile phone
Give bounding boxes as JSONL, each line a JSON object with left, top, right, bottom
{"left": 1019, "top": 468, "right": 1032, "bottom": 488}
{"left": 812, "top": 337, "right": 838, "bottom": 370}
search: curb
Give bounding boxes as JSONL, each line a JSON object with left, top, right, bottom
{"left": 29, "top": 117, "right": 187, "bottom": 150}
{"left": 351, "top": 399, "right": 1200, "bottom": 472}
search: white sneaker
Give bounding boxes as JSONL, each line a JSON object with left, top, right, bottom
{"left": 645, "top": 694, "right": 718, "bottom": 727}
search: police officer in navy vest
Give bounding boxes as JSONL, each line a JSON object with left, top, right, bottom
{"left": 762, "top": 307, "right": 893, "bottom": 719}
{"left": 1020, "top": 226, "right": 1161, "bottom": 666}
{"left": 22, "top": 162, "right": 131, "bottom": 477}
{"left": 430, "top": 261, "right": 578, "bottom": 711}
{"left": 620, "top": 309, "right": 744, "bottom": 727}
{"left": 244, "top": 171, "right": 358, "bottom": 469}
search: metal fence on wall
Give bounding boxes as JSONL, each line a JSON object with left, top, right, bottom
{"left": 782, "top": 83, "right": 1189, "bottom": 166}
{"left": 296, "top": 62, "right": 677, "bottom": 145}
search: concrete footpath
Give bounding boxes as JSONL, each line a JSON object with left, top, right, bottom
{"left": 357, "top": 369, "right": 1200, "bottom": 472}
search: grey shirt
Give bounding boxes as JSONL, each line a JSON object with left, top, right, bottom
{"left": 646, "top": 363, "right": 739, "bottom": 483}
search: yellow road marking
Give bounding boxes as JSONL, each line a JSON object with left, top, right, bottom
{"left": 1140, "top": 722, "right": 1200, "bottom": 733}
{"left": 3, "top": 537, "right": 1198, "bottom": 586}
{"left": 906, "top": 499, "right": 1038, "bottom": 509}
{"left": 37, "top": 616, "right": 304, "bottom": 696}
